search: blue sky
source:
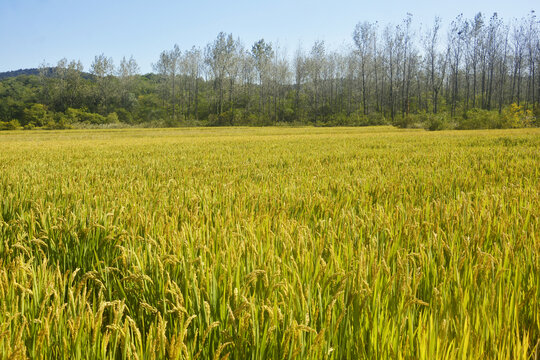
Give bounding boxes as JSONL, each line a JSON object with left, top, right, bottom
{"left": 0, "top": 0, "right": 537, "bottom": 73}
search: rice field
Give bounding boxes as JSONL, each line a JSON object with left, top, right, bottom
{"left": 0, "top": 126, "right": 538, "bottom": 359}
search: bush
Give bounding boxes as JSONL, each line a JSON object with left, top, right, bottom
{"left": 22, "top": 104, "right": 50, "bottom": 127}
{"left": 0, "top": 119, "right": 20, "bottom": 130}
{"left": 280, "top": 107, "right": 295, "bottom": 123}
{"left": 323, "top": 112, "right": 389, "bottom": 127}
{"left": 366, "top": 112, "right": 388, "bottom": 126}
{"left": 500, "top": 103, "right": 535, "bottom": 128}
{"left": 426, "top": 113, "right": 452, "bottom": 131}
{"left": 65, "top": 108, "right": 108, "bottom": 125}
{"left": 233, "top": 111, "right": 256, "bottom": 126}
{"left": 393, "top": 113, "right": 424, "bottom": 128}
{"left": 208, "top": 111, "right": 237, "bottom": 126}
{"left": 533, "top": 106, "right": 540, "bottom": 126}
{"left": 391, "top": 112, "right": 454, "bottom": 131}
{"left": 115, "top": 108, "right": 134, "bottom": 124}
{"left": 44, "top": 113, "right": 71, "bottom": 130}
{"left": 328, "top": 113, "right": 352, "bottom": 126}
{"left": 458, "top": 108, "right": 500, "bottom": 129}
{"left": 106, "top": 112, "right": 120, "bottom": 124}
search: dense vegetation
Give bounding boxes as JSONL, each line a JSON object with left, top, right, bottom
{"left": 1, "top": 12, "right": 539, "bottom": 130}
{"left": 0, "top": 127, "right": 538, "bottom": 359}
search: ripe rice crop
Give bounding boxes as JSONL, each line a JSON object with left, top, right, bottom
{"left": 0, "top": 126, "right": 538, "bottom": 359}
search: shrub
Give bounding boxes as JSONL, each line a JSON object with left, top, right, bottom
{"left": 458, "top": 108, "right": 500, "bottom": 129}
{"left": 22, "top": 104, "right": 50, "bottom": 127}
{"left": 394, "top": 113, "right": 422, "bottom": 128}
{"left": 65, "top": 108, "right": 107, "bottom": 124}
{"left": 0, "top": 119, "right": 20, "bottom": 130}
{"left": 207, "top": 113, "right": 219, "bottom": 126}
{"left": 366, "top": 112, "right": 388, "bottom": 126}
{"left": 328, "top": 113, "right": 352, "bottom": 126}
{"left": 280, "top": 107, "right": 295, "bottom": 123}
{"left": 44, "top": 113, "right": 71, "bottom": 130}
{"left": 500, "top": 103, "right": 535, "bottom": 128}
{"left": 426, "top": 113, "right": 452, "bottom": 131}
{"left": 106, "top": 112, "right": 120, "bottom": 124}
{"left": 115, "top": 108, "right": 134, "bottom": 124}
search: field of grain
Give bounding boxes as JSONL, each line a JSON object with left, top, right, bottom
{"left": 0, "top": 126, "right": 538, "bottom": 359}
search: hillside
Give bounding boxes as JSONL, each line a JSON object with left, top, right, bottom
{"left": 0, "top": 68, "right": 43, "bottom": 79}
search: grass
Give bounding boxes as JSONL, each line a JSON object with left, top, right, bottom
{"left": 0, "top": 126, "right": 538, "bottom": 359}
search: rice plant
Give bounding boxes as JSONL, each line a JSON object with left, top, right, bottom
{"left": 0, "top": 126, "right": 538, "bottom": 359}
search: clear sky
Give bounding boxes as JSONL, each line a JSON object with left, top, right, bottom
{"left": 0, "top": 0, "right": 537, "bottom": 73}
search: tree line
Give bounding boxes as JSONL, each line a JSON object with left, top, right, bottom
{"left": 1, "top": 11, "right": 539, "bottom": 130}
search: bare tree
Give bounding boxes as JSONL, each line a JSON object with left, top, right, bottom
{"left": 118, "top": 56, "right": 139, "bottom": 111}
{"left": 205, "top": 32, "right": 238, "bottom": 116}
{"left": 423, "top": 17, "right": 448, "bottom": 114}
{"left": 353, "top": 21, "right": 376, "bottom": 115}
{"left": 293, "top": 46, "right": 306, "bottom": 120}
{"left": 251, "top": 39, "right": 274, "bottom": 121}
{"left": 182, "top": 47, "right": 203, "bottom": 120}
{"left": 448, "top": 15, "right": 466, "bottom": 116}
{"left": 153, "top": 45, "right": 181, "bottom": 120}
{"left": 91, "top": 54, "right": 115, "bottom": 113}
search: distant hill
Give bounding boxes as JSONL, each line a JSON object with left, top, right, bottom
{"left": 0, "top": 68, "right": 93, "bottom": 80}
{"left": 0, "top": 68, "right": 44, "bottom": 79}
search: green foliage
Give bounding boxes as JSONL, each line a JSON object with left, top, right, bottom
{"left": 425, "top": 113, "right": 452, "bottom": 131}
{"left": 393, "top": 114, "right": 418, "bottom": 128}
{"left": 396, "top": 107, "right": 535, "bottom": 131}
{"left": 45, "top": 113, "right": 71, "bottom": 129}
{"left": 106, "top": 112, "right": 120, "bottom": 124}
{"left": 0, "top": 119, "right": 20, "bottom": 130}
{"left": 208, "top": 112, "right": 238, "bottom": 126}
{"left": 458, "top": 108, "right": 501, "bottom": 129}
{"left": 115, "top": 108, "right": 134, "bottom": 124}
{"left": 500, "top": 103, "right": 536, "bottom": 128}
{"left": 533, "top": 107, "right": 540, "bottom": 126}
{"left": 65, "top": 107, "right": 108, "bottom": 124}
{"left": 393, "top": 113, "right": 431, "bottom": 129}
{"left": 324, "top": 112, "right": 389, "bottom": 127}
{"left": 280, "top": 107, "right": 296, "bottom": 123}
{"left": 0, "top": 71, "right": 538, "bottom": 130}
{"left": 22, "top": 103, "right": 50, "bottom": 126}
